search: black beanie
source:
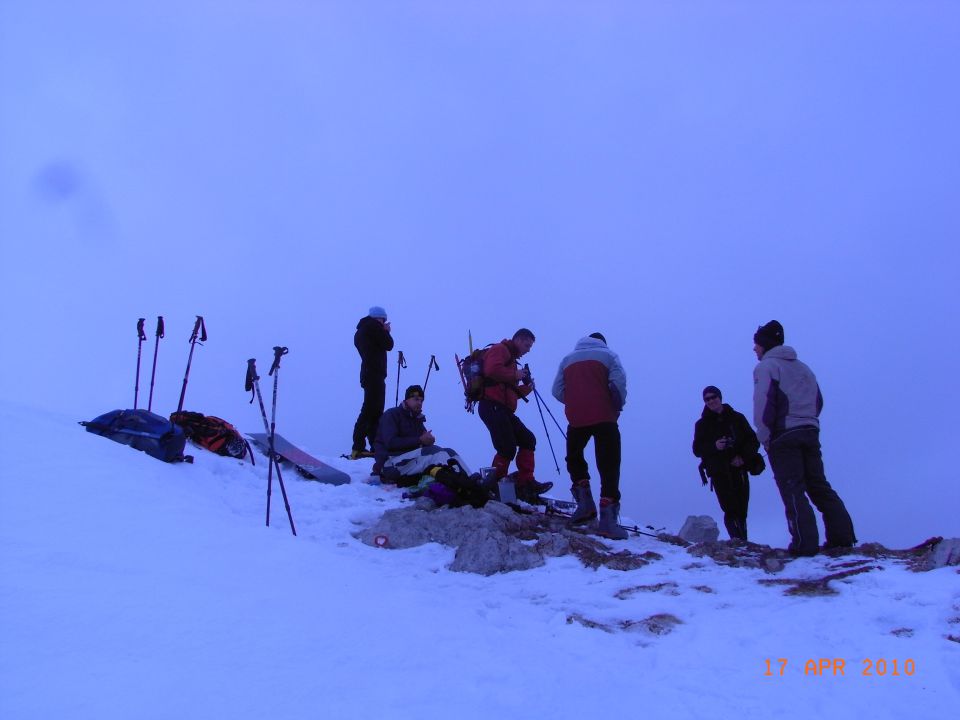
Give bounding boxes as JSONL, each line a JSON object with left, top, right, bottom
{"left": 589, "top": 332, "right": 607, "bottom": 344}
{"left": 702, "top": 385, "right": 722, "bottom": 400}
{"left": 405, "top": 384, "right": 424, "bottom": 400}
{"left": 754, "top": 320, "right": 785, "bottom": 352}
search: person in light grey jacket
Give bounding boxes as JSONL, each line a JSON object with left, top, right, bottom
{"left": 753, "top": 320, "right": 856, "bottom": 556}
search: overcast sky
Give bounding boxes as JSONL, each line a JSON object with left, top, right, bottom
{"left": 1, "top": 1, "right": 958, "bottom": 547}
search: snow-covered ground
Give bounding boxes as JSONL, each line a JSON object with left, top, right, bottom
{"left": 1, "top": 402, "right": 957, "bottom": 719}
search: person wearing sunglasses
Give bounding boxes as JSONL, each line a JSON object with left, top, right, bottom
{"left": 692, "top": 385, "right": 759, "bottom": 541}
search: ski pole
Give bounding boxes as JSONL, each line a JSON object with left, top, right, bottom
{"left": 267, "top": 347, "right": 295, "bottom": 535}
{"left": 134, "top": 318, "right": 146, "bottom": 409}
{"left": 394, "top": 350, "right": 407, "bottom": 406}
{"left": 147, "top": 316, "right": 164, "bottom": 412}
{"left": 423, "top": 355, "right": 439, "bottom": 393}
{"left": 176, "top": 315, "right": 206, "bottom": 413}
{"left": 246, "top": 354, "right": 296, "bottom": 536}
{"left": 523, "top": 365, "right": 560, "bottom": 475}
{"left": 533, "top": 386, "right": 567, "bottom": 440}
{"left": 543, "top": 504, "right": 658, "bottom": 538}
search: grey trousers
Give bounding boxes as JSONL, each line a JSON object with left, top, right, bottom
{"left": 767, "top": 427, "right": 856, "bottom": 552}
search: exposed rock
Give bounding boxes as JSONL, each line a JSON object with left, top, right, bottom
{"left": 567, "top": 613, "right": 614, "bottom": 633}
{"left": 449, "top": 528, "right": 544, "bottom": 575}
{"left": 890, "top": 628, "right": 914, "bottom": 638}
{"left": 624, "top": 613, "right": 683, "bottom": 636}
{"left": 688, "top": 540, "right": 789, "bottom": 573}
{"left": 615, "top": 582, "right": 680, "bottom": 599}
{"left": 657, "top": 533, "right": 692, "bottom": 548}
{"left": 535, "top": 532, "right": 572, "bottom": 558}
{"left": 758, "top": 564, "right": 880, "bottom": 596}
{"left": 566, "top": 612, "right": 683, "bottom": 637}
{"left": 356, "top": 501, "right": 661, "bottom": 575}
{"left": 678, "top": 515, "right": 719, "bottom": 544}
{"left": 921, "top": 538, "right": 960, "bottom": 570}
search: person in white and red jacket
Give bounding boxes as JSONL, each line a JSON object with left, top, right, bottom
{"left": 552, "top": 333, "right": 628, "bottom": 540}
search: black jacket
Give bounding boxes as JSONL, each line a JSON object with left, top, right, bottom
{"left": 354, "top": 316, "right": 395, "bottom": 386}
{"left": 373, "top": 405, "right": 426, "bottom": 470}
{"left": 692, "top": 403, "right": 760, "bottom": 478}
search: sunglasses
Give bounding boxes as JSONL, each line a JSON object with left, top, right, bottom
{"left": 703, "top": 395, "right": 719, "bottom": 402}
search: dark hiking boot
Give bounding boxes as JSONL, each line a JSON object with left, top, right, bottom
{"left": 596, "top": 498, "right": 628, "bottom": 540}
{"left": 515, "top": 478, "right": 553, "bottom": 503}
{"left": 821, "top": 541, "right": 854, "bottom": 555}
{"left": 570, "top": 481, "right": 597, "bottom": 525}
{"left": 787, "top": 546, "right": 819, "bottom": 558}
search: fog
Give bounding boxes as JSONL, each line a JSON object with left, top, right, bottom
{"left": 1, "top": 1, "right": 957, "bottom": 547}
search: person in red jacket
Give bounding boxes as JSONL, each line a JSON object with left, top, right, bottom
{"left": 477, "top": 328, "right": 552, "bottom": 503}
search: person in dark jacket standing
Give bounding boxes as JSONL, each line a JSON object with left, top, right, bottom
{"left": 351, "top": 306, "right": 394, "bottom": 459}
{"left": 692, "top": 385, "right": 759, "bottom": 542}
{"left": 478, "top": 328, "right": 552, "bottom": 503}
{"left": 552, "top": 333, "right": 628, "bottom": 540}
{"left": 753, "top": 320, "right": 856, "bottom": 556}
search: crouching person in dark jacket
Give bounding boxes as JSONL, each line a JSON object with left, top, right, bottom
{"left": 374, "top": 385, "right": 471, "bottom": 486}
{"left": 692, "top": 385, "right": 760, "bottom": 542}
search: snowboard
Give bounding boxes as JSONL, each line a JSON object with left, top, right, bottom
{"left": 247, "top": 433, "right": 351, "bottom": 486}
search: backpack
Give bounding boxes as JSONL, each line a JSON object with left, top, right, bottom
{"left": 456, "top": 345, "right": 494, "bottom": 412}
{"left": 169, "top": 411, "right": 251, "bottom": 461}
{"left": 424, "top": 463, "right": 491, "bottom": 508}
{"left": 82, "top": 409, "right": 189, "bottom": 463}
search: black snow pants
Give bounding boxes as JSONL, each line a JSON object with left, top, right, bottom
{"left": 767, "top": 426, "right": 856, "bottom": 553}
{"left": 565, "top": 422, "right": 622, "bottom": 503}
{"left": 709, "top": 468, "right": 750, "bottom": 541}
{"left": 352, "top": 380, "right": 386, "bottom": 453}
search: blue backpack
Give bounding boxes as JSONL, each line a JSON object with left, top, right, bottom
{"left": 82, "top": 409, "right": 189, "bottom": 463}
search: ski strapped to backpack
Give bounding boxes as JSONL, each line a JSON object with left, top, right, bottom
{"left": 169, "top": 411, "right": 253, "bottom": 462}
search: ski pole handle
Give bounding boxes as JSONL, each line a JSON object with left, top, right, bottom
{"left": 155, "top": 316, "right": 165, "bottom": 338}
{"left": 245, "top": 358, "right": 259, "bottom": 403}
{"left": 189, "top": 315, "right": 207, "bottom": 343}
{"left": 269, "top": 346, "right": 288, "bottom": 376}
{"left": 137, "top": 318, "right": 146, "bottom": 341}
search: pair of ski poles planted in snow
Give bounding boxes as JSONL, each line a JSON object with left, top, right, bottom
{"left": 133, "top": 315, "right": 206, "bottom": 413}
{"left": 394, "top": 352, "right": 440, "bottom": 406}
{"left": 245, "top": 347, "right": 297, "bottom": 537}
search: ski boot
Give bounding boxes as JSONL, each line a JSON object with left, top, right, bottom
{"left": 596, "top": 497, "right": 628, "bottom": 540}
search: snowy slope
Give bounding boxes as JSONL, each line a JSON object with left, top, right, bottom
{"left": 1, "top": 402, "right": 958, "bottom": 720}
